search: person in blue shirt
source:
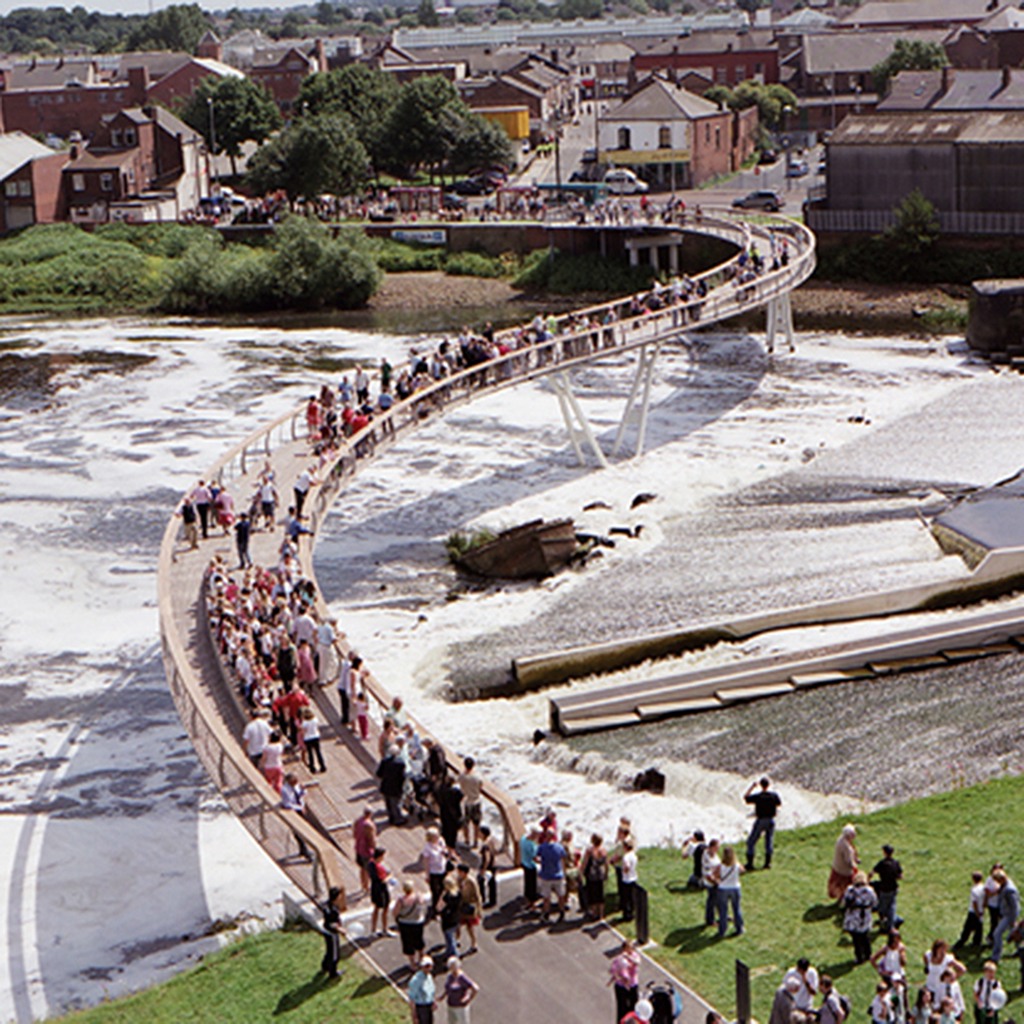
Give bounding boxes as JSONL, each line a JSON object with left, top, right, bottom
{"left": 408, "top": 956, "right": 437, "bottom": 1023}
{"left": 520, "top": 827, "right": 540, "bottom": 910}
{"left": 537, "top": 829, "right": 568, "bottom": 923}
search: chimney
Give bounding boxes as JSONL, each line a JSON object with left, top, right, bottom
{"left": 127, "top": 65, "right": 149, "bottom": 104}
{"left": 941, "top": 65, "right": 952, "bottom": 93}
{"left": 314, "top": 39, "right": 326, "bottom": 72}
{"left": 69, "top": 143, "right": 79, "bottom": 159}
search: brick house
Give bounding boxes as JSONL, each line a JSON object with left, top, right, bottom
{"left": 598, "top": 75, "right": 757, "bottom": 189}
{"left": 62, "top": 106, "right": 208, "bottom": 224}
{"left": 631, "top": 30, "right": 779, "bottom": 89}
{"left": 249, "top": 43, "right": 326, "bottom": 117}
{"left": 0, "top": 132, "right": 68, "bottom": 232}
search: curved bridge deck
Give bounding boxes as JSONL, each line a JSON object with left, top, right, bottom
{"left": 156, "top": 209, "right": 814, "bottom": 1018}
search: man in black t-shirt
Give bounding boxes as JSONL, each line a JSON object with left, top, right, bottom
{"left": 871, "top": 843, "right": 904, "bottom": 933}
{"left": 744, "top": 776, "right": 782, "bottom": 870}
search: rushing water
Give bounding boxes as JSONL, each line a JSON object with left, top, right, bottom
{"left": 1, "top": 313, "right": 1022, "bottom": 1021}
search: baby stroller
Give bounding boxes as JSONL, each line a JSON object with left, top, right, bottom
{"left": 644, "top": 981, "right": 681, "bottom": 1024}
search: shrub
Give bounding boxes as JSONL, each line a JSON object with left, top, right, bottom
{"left": 514, "top": 249, "right": 655, "bottom": 294}
{"left": 443, "top": 250, "right": 504, "bottom": 277}
{"left": 373, "top": 240, "right": 445, "bottom": 272}
{"left": 445, "top": 528, "right": 497, "bottom": 562}
{"left": 94, "top": 222, "right": 213, "bottom": 258}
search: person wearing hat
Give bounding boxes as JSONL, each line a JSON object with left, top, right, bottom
{"left": 409, "top": 955, "right": 438, "bottom": 1023}
{"left": 871, "top": 844, "right": 904, "bottom": 933}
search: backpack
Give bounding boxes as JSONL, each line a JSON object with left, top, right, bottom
{"left": 837, "top": 994, "right": 852, "bottom": 1020}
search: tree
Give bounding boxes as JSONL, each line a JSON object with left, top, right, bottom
{"left": 449, "top": 111, "right": 514, "bottom": 174}
{"left": 558, "top": 0, "right": 602, "bottom": 17}
{"left": 296, "top": 64, "right": 400, "bottom": 173}
{"left": 704, "top": 80, "right": 798, "bottom": 132}
{"left": 380, "top": 74, "right": 463, "bottom": 177}
{"left": 417, "top": 0, "right": 440, "bottom": 26}
{"left": 247, "top": 113, "right": 369, "bottom": 200}
{"left": 886, "top": 188, "right": 940, "bottom": 255}
{"left": 872, "top": 39, "right": 948, "bottom": 97}
{"left": 124, "top": 3, "right": 210, "bottom": 52}
{"left": 180, "top": 75, "right": 282, "bottom": 176}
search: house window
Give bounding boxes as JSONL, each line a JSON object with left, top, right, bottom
{"left": 715, "top": 66, "right": 727, "bottom": 84}
{"left": 736, "top": 65, "right": 745, "bottom": 82}
{"left": 617, "top": 126, "right": 631, "bottom": 149}
{"left": 100, "top": 173, "right": 113, "bottom": 191}
{"left": 715, "top": 127, "right": 721, "bottom": 149}
{"left": 4, "top": 181, "right": 17, "bottom": 197}
{"left": 124, "top": 128, "right": 136, "bottom": 146}
{"left": 73, "top": 173, "right": 85, "bottom": 191}
{"left": 755, "top": 62, "right": 764, "bottom": 76}
{"left": 658, "top": 126, "right": 671, "bottom": 148}
{"left": 705, "top": 123, "right": 710, "bottom": 143}
{"left": 17, "top": 179, "right": 30, "bottom": 197}
{"left": 111, "top": 129, "right": 121, "bottom": 146}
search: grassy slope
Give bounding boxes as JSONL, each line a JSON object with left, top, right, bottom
{"left": 625, "top": 776, "right": 1022, "bottom": 1022}
{"left": 54, "top": 928, "right": 406, "bottom": 1024}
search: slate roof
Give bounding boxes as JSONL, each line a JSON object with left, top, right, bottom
{"left": 0, "top": 131, "right": 59, "bottom": 179}
{"left": 602, "top": 77, "right": 722, "bottom": 123}
{"left": 830, "top": 109, "right": 1024, "bottom": 145}
{"left": 802, "top": 28, "right": 946, "bottom": 74}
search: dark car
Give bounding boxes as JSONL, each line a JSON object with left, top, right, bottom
{"left": 758, "top": 148, "right": 778, "bottom": 164}
{"left": 451, "top": 177, "right": 493, "bottom": 196}
{"left": 732, "top": 190, "right": 785, "bottom": 212}
{"left": 442, "top": 192, "right": 467, "bottom": 210}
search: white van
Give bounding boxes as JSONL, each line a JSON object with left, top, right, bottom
{"left": 603, "top": 168, "right": 649, "bottom": 194}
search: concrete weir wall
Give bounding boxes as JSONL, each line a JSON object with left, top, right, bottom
{"left": 517, "top": 544, "right": 1024, "bottom": 703}
{"left": 967, "top": 278, "right": 1024, "bottom": 364}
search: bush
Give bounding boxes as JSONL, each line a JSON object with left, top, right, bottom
{"left": 513, "top": 249, "right": 655, "bottom": 294}
{"left": 371, "top": 239, "right": 445, "bottom": 272}
{"left": 94, "top": 222, "right": 213, "bottom": 258}
{"left": 160, "top": 217, "right": 380, "bottom": 314}
{"left": 445, "top": 527, "right": 497, "bottom": 563}
{"left": 443, "top": 250, "right": 504, "bottom": 277}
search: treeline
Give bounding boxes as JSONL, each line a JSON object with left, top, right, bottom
{"left": 0, "top": 4, "right": 210, "bottom": 55}
{"left": 177, "top": 66, "right": 514, "bottom": 201}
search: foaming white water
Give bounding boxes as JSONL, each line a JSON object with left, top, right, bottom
{"left": 1, "top": 314, "right": 1021, "bottom": 1021}
{"left": 319, "top": 332, "right": 1024, "bottom": 850}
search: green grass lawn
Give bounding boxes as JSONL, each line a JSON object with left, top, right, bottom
{"left": 54, "top": 927, "right": 407, "bottom": 1024}
{"left": 626, "top": 775, "right": 1024, "bottom": 1022}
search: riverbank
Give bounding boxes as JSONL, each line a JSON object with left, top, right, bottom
{"left": 367, "top": 271, "right": 968, "bottom": 334}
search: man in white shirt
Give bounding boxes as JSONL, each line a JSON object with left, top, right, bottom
{"left": 784, "top": 959, "right": 820, "bottom": 1013}
{"left": 956, "top": 871, "right": 987, "bottom": 951}
{"left": 242, "top": 709, "right": 271, "bottom": 767}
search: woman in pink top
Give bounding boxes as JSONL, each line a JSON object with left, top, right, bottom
{"left": 608, "top": 938, "right": 641, "bottom": 1022}
{"left": 296, "top": 640, "right": 317, "bottom": 689}
{"left": 261, "top": 730, "right": 284, "bottom": 793}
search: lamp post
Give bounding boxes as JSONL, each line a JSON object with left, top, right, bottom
{"left": 207, "top": 95, "right": 218, "bottom": 188}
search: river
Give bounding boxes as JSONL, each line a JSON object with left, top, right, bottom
{"left": 1, "top": 313, "right": 1022, "bottom": 1021}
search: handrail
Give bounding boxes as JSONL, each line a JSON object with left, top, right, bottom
{"left": 157, "top": 210, "right": 813, "bottom": 892}
{"left": 156, "top": 525, "right": 348, "bottom": 904}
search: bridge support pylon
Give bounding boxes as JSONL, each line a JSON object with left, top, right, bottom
{"left": 612, "top": 341, "right": 663, "bottom": 459}
{"left": 551, "top": 371, "right": 608, "bottom": 469}
{"left": 765, "top": 292, "right": 795, "bottom": 354}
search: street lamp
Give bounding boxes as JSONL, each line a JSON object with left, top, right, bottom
{"left": 207, "top": 95, "right": 218, "bottom": 187}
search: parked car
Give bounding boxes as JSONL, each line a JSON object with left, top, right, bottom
{"left": 603, "top": 168, "right": 649, "bottom": 194}
{"left": 732, "top": 190, "right": 785, "bottom": 212}
{"left": 786, "top": 158, "right": 809, "bottom": 178}
{"left": 581, "top": 147, "right": 597, "bottom": 164}
{"left": 758, "top": 148, "right": 778, "bottom": 164}
{"left": 816, "top": 159, "right": 827, "bottom": 175}
{"left": 450, "top": 177, "right": 493, "bottom": 196}
{"left": 442, "top": 192, "right": 467, "bottom": 210}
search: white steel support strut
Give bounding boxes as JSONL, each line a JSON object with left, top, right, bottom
{"left": 551, "top": 372, "right": 608, "bottom": 468}
{"left": 612, "top": 341, "right": 663, "bottom": 459}
{"left": 765, "top": 292, "right": 796, "bottom": 354}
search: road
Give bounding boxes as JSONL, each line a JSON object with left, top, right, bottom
{"left": 510, "top": 102, "right": 824, "bottom": 213}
